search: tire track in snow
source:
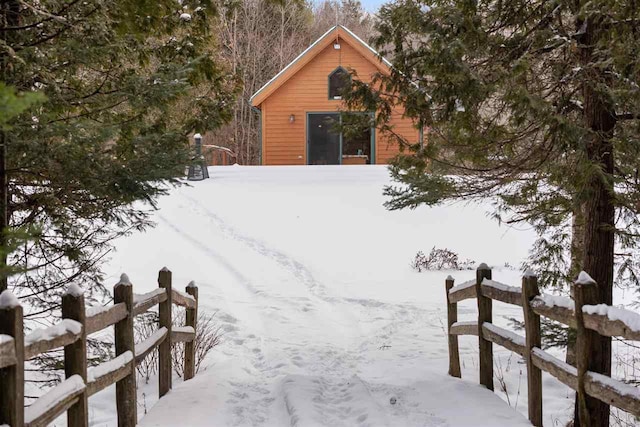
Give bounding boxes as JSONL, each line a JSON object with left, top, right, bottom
{"left": 163, "top": 191, "right": 452, "bottom": 425}
{"left": 179, "top": 192, "right": 330, "bottom": 300}
{"left": 155, "top": 209, "right": 319, "bottom": 316}
{"left": 155, "top": 212, "right": 262, "bottom": 296}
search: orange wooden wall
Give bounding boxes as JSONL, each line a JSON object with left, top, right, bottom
{"left": 259, "top": 36, "right": 420, "bottom": 165}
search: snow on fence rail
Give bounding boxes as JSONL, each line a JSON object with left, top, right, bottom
{"left": 445, "top": 266, "right": 640, "bottom": 426}
{"left": 0, "top": 267, "right": 200, "bottom": 427}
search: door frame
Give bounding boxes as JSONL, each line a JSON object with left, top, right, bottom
{"left": 305, "top": 112, "right": 375, "bottom": 165}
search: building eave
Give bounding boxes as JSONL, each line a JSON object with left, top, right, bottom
{"left": 250, "top": 25, "right": 394, "bottom": 107}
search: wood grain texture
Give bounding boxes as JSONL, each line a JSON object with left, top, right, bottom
{"left": 531, "top": 348, "right": 578, "bottom": 390}
{"left": 530, "top": 297, "right": 576, "bottom": 328}
{"left": 445, "top": 277, "right": 461, "bottom": 378}
{"left": 26, "top": 398, "right": 81, "bottom": 427}
{"left": 62, "top": 292, "right": 89, "bottom": 427}
{"left": 481, "top": 323, "right": 525, "bottom": 356}
{"left": 184, "top": 285, "right": 198, "bottom": 381}
{"left": 476, "top": 266, "right": 494, "bottom": 391}
{"left": 574, "top": 280, "right": 600, "bottom": 427}
{"left": 87, "top": 356, "right": 133, "bottom": 397}
{"left": 86, "top": 303, "right": 128, "bottom": 335}
{"left": 158, "top": 269, "right": 173, "bottom": 398}
{"left": 583, "top": 311, "right": 640, "bottom": 341}
{"left": 24, "top": 327, "right": 81, "bottom": 360}
{"left": 0, "top": 302, "right": 24, "bottom": 427}
{"left": 24, "top": 376, "right": 85, "bottom": 427}
{"left": 114, "top": 282, "right": 137, "bottom": 427}
{"left": 171, "top": 289, "right": 196, "bottom": 309}
{"left": 449, "top": 322, "right": 478, "bottom": 336}
{"left": 584, "top": 372, "right": 640, "bottom": 417}
{"left": 448, "top": 285, "right": 477, "bottom": 303}
{"left": 522, "top": 275, "right": 543, "bottom": 426}
{"left": 171, "top": 328, "right": 195, "bottom": 343}
{"left": 133, "top": 289, "right": 167, "bottom": 316}
{"left": 134, "top": 327, "right": 168, "bottom": 365}
{"left": 0, "top": 335, "right": 16, "bottom": 368}
{"left": 480, "top": 284, "right": 522, "bottom": 306}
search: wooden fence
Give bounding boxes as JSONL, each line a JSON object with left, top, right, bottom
{"left": 0, "top": 268, "right": 199, "bottom": 427}
{"left": 445, "top": 264, "right": 640, "bottom": 426}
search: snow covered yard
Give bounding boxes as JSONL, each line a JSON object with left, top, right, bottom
{"left": 87, "top": 165, "right": 584, "bottom": 426}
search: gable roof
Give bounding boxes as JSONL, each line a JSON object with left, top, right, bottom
{"left": 250, "top": 25, "right": 393, "bottom": 107}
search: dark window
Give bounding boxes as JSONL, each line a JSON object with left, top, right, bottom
{"left": 341, "top": 113, "right": 372, "bottom": 164}
{"left": 328, "top": 67, "right": 349, "bottom": 99}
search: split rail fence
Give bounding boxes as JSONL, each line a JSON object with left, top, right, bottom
{"left": 445, "top": 265, "right": 640, "bottom": 426}
{"left": 0, "top": 268, "right": 199, "bottom": 427}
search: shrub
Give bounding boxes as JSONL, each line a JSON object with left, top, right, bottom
{"left": 134, "top": 310, "right": 222, "bottom": 383}
{"left": 411, "top": 247, "right": 475, "bottom": 272}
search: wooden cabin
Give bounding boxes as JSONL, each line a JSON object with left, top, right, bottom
{"left": 250, "top": 25, "right": 422, "bottom": 166}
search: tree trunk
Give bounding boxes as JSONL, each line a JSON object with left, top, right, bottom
{"left": 566, "top": 206, "right": 585, "bottom": 366}
{"left": 0, "top": 0, "right": 20, "bottom": 293}
{"left": 573, "top": 12, "right": 616, "bottom": 427}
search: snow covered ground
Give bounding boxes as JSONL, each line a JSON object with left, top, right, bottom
{"left": 84, "top": 165, "right": 590, "bottom": 426}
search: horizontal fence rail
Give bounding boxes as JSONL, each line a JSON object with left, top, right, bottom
{"left": 0, "top": 268, "right": 201, "bottom": 427}
{"left": 445, "top": 266, "right": 640, "bottom": 426}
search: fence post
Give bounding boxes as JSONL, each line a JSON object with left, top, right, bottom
{"left": 522, "top": 273, "right": 542, "bottom": 427}
{"left": 114, "top": 274, "right": 137, "bottom": 427}
{"left": 476, "top": 263, "right": 493, "bottom": 391}
{"left": 158, "top": 268, "right": 173, "bottom": 397}
{"left": 184, "top": 281, "right": 198, "bottom": 381}
{"left": 445, "top": 275, "right": 461, "bottom": 378}
{"left": 62, "top": 285, "right": 89, "bottom": 427}
{"left": 0, "top": 290, "right": 24, "bottom": 427}
{"left": 574, "top": 272, "right": 599, "bottom": 427}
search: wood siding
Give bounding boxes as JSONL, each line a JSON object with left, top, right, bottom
{"left": 259, "top": 36, "right": 420, "bottom": 165}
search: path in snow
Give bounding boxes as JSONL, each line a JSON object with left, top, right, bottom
{"left": 97, "top": 166, "right": 569, "bottom": 426}
{"left": 151, "top": 187, "right": 437, "bottom": 425}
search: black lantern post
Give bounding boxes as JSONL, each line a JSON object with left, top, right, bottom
{"left": 187, "top": 133, "right": 209, "bottom": 180}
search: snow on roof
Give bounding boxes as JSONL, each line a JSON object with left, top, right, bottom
{"left": 250, "top": 25, "right": 393, "bottom": 104}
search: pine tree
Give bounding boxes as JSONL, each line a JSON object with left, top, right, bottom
{"left": 0, "top": 0, "right": 237, "bottom": 326}
{"left": 345, "top": 1, "right": 640, "bottom": 424}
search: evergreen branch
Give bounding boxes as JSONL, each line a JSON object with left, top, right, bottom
{"left": 16, "top": 5, "right": 100, "bottom": 50}
{"left": 615, "top": 112, "right": 640, "bottom": 120}
{"left": 43, "top": 98, "right": 128, "bottom": 124}
{"left": 2, "top": 0, "right": 81, "bottom": 31}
